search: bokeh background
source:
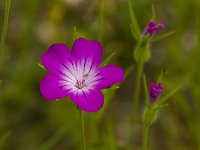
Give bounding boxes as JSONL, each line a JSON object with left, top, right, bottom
{"left": 0, "top": 0, "right": 200, "bottom": 149}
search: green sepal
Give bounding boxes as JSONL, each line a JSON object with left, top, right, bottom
{"left": 134, "top": 43, "right": 150, "bottom": 64}
{"left": 37, "top": 63, "right": 47, "bottom": 71}
{"left": 107, "top": 85, "right": 120, "bottom": 90}
{"left": 142, "top": 107, "right": 158, "bottom": 126}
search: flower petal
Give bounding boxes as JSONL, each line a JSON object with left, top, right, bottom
{"left": 41, "top": 44, "right": 72, "bottom": 76}
{"left": 72, "top": 38, "right": 103, "bottom": 66}
{"left": 70, "top": 89, "right": 104, "bottom": 112}
{"left": 97, "top": 65, "right": 125, "bottom": 90}
{"left": 40, "top": 74, "right": 70, "bottom": 100}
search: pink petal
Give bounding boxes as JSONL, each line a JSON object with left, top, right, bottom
{"left": 70, "top": 89, "right": 104, "bottom": 112}
{"left": 72, "top": 38, "right": 103, "bottom": 66}
{"left": 41, "top": 44, "right": 72, "bottom": 76}
{"left": 97, "top": 65, "right": 125, "bottom": 90}
{"left": 40, "top": 74, "right": 70, "bottom": 100}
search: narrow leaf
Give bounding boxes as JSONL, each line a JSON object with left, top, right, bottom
{"left": 130, "top": 24, "right": 137, "bottom": 39}
{"left": 151, "top": 31, "right": 175, "bottom": 43}
{"left": 73, "top": 26, "right": 78, "bottom": 41}
{"left": 151, "top": 5, "right": 156, "bottom": 20}
{"left": 154, "top": 103, "right": 169, "bottom": 110}
{"left": 0, "top": 0, "right": 11, "bottom": 57}
{"left": 159, "top": 86, "right": 181, "bottom": 104}
{"left": 127, "top": 0, "right": 141, "bottom": 41}
{"left": 100, "top": 52, "right": 116, "bottom": 67}
{"left": 157, "top": 69, "right": 167, "bottom": 83}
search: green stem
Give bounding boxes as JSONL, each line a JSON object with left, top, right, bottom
{"left": 80, "top": 110, "right": 86, "bottom": 150}
{"left": 127, "top": 62, "right": 143, "bottom": 148}
{"left": 132, "top": 62, "right": 144, "bottom": 121}
{"left": 131, "top": 61, "right": 144, "bottom": 129}
{"left": 0, "top": 0, "right": 11, "bottom": 57}
{"left": 143, "top": 125, "right": 149, "bottom": 150}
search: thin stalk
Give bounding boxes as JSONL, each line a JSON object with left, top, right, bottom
{"left": 0, "top": 0, "right": 11, "bottom": 57}
{"left": 98, "top": 0, "right": 104, "bottom": 42}
{"left": 107, "top": 118, "right": 117, "bottom": 150}
{"left": 79, "top": 110, "right": 86, "bottom": 150}
{"left": 143, "top": 125, "right": 149, "bottom": 150}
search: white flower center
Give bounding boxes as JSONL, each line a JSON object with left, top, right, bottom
{"left": 61, "top": 58, "right": 101, "bottom": 94}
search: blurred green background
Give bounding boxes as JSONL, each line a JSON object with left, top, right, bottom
{"left": 0, "top": 0, "right": 200, "bottom": 149}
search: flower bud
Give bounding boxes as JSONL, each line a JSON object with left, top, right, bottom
{"left": 149, "top": 82, "right": 163, "bottom": 103}
{"left": 143, "top": 20, "right": 164, "bottom": 37}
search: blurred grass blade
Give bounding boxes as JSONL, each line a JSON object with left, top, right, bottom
{"left": 0, "top": 131, "right": 11, "bottom": 149}
{"left": 100, "top": 52, "right": 116, "bottom": 67}
{"left": 98, "top": 0, "right": 104, "bottom": 42}
{"left": 143, "top": 74, "right": 150, "bottom": 107}
{"left": 0, "top": 80, "right": 2, "bottom": 85}
{"left": 151, "top": 31, "right": 175, "bottom": 43}
{"left": 125, "top": 64, "right": 134, "bottom": 78}
{"left": 106, "top": 118, "right": 117, "bottom": 150}
{"left": 151, "top": 5, "right": 156, "bottom": 20}
{"left": 73, "top": 26, "right": 78, "bottom": 41}
{"left": 38, "top": 128, "right": 67, "bottom": 150}
{"left": 108, "top": 85, "right": 120, "bottom": 90}
{"left": 96, "top": 65, "right": 134, "bottom": 122}
{"left": 96, "top": 90, "right": 116, "bottom": 122}
{"left": 159, "top": 86, "right": 181, "bottom": 104}
{"left": 195, "top": 0, "right": 200, "bottom": 45}
{"left": 0, "top": 0, "right": 11, "bottom": 57}
{"left": 128, "top": 0, "right": 141, "bottom": 41}
{"left": 37, "top": 63, "right": 47, "bottom": 71}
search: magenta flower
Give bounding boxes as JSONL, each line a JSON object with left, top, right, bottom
{"left": 40, "top": 38, "right": 125, "bottom": 112}
{"left": 143, "top": 20, "right": 164, "bottom": 37}
{"left": 149, "top": 82, "right": 163, "bottom": 103}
